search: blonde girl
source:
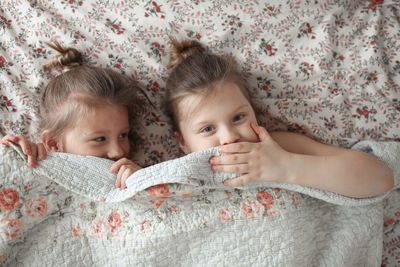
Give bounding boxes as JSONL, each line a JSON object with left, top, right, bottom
{"left": 164, "top": 39, "right": 394, "bottom": 198}
{"left": 1, "top": 42, "right": 142, "bottom": 188}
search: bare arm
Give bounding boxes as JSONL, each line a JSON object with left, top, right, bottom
{"left": 211, "top": 125, "right": 394, "bottom": 198}
{"left": 270, "top": 131, "right": 394, "bottom": 198}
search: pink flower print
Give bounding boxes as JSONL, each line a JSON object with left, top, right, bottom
{"left": 149, "top": 199, "right": 166, "bottom": 208}
{"left": 141, "top": 220, "right": 150, "bottom": 231}
{"left": 356, "top": 108, "right": 369, "bottom": 118}
{"left": 181, "top": 192, "right": 192, "bottom": 198}
{"left": 260, "top": 39, "right": 277, "bottom": 56}
{"left": 147, "top": 184, "right": 171, "bottom": 198}
{"left": 71, "top": 226, "right": 83, "bottom": 238}
{"left": 151, "top": 81, "right": 160, "bottom": 92}
{"left": 0, "top": 56, "right": 6, "bottom": 67}
{"left": 0, "top": 254, "right": 6, "bottom": 264}
{"left": 152, "top": 1, "right": 161, "bottom": 12}
{"left": 241, "top": 199, "right": 261, "bottom": 219}
{"left": 292, "top": 194, "right": 298, "bottom": 204}
{"left": 90, "top": 218, "right": 109, "bottom": 239}
{"left": 24, "top": 197, "right": 48, "bottom": 218}
{"left": 219, "top": 208, "right": 232, "bottom": 222}
{"left": 108, "top": 212, "right": 122, "bottom": 233}
{"left": 124, "top": 210, "right": 129, "bottom": 218}
{"left": 1, "top": 217, "right": 22, "bottom": 239}
{"left": 384, "top": 219, "right": 395, "bottom": 227}
{"left": 368, "top": 73, "right": 378, "bottom": 83}
{"left": 0, "top": 188, "right": 20, "bottom": 211}
{"left": 256, "top": 192, "right": 274, "bottom": 210}
{"left": 369, "top": 0, "right": 383, "bottom": 5}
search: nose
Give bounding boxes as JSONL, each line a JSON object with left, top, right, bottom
{"left": 220, "top": 126, "right": 240, "bottom": 146}
{"left": 107, "top": 142, "right": 125, "bottom": 160}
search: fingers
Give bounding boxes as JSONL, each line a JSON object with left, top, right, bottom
{"left": 211, "top": 163, "right": 249, "bottom": 174}
{"left": 210, "top": 153, "right": 248, "bottom": 165}
{"left": 219, "top": 142, "right": 253, "bottom": 154}
{"left": 110, "top": 158, "right": 133, "bottom": 173}
{"left": 27, "top": 143, "right": 38, "bottom": 167}
{"left": 0, "top": 134, "right": 20, "bottom": 146}
{"left": 16, "top": 135, "right": 32, "bottom": 156}
{"left": 223, "top": 174, "right": 252, "bottom": 187}
{"left": 37, "top": 144, "right": 47, "bottom": 160}
{"left": 115, "top": 166, "right": 135, "bottom": 189}
{"left": 111, "top": 158, "right": 142, "bottom": 189}
{"left": 250, "top": 123, "right": 270, "bottom": 142}
{"left": 1, "top": 135, "right": 47, "bottom": 168}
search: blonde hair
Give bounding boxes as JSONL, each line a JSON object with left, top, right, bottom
{"left": 165, "top": 38, "right": 251, "bottom": 132}
{"left": 40, "top": 42, "right": 144, "bottom": 142}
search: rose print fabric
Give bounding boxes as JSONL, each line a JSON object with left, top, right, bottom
{"left": 1, "top": 0, "right": 399, "bottom": 265}
{"left": 0, "top": 141, "right": 399, "bottom": 266}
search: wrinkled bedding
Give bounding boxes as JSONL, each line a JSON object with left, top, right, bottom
{"left": 0, "top": 141, "right": 399, "bottom": 266}
{"left": 1, "top": 0, "right": 400, "bottom": 265}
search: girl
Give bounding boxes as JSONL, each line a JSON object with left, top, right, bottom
{"left": 164, "top": 39, "right": 394, "bottom": 198}
{"left": 1, "top": 42, "right": 142, "bottom": 188}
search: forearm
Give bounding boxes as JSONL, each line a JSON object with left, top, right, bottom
{"left": 287, "top": 151, "right": 394, "bottom": 198}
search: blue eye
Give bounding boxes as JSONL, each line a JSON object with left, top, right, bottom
{"left": 94, "top": 137, "right": 106, "bottom": 142}
{"left": 201, "top": 126, "right": 215, "bottom": 133}
{"left": 233, "top": 114, "right": 245, "bottom": 122}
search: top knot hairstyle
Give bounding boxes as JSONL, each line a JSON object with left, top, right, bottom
{"left": 40, "top": 41, "right": 144, "bottom": 141}
{"left": 42, "top": 41, "right": 83, "bottom": 72}
{"left": 165, "top": 38, "right": 251, "bottom": 131}
{"left": 167, "top": 38, "right": 204, "bottom": 70}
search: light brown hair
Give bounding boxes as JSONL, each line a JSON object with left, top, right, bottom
{"left": 165, "top": 38, "right": 252, "bottom": 132}
{"left": 40, "top": 42, "right": 144, "bottom": 144}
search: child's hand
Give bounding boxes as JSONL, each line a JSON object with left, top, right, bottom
{"left": 0, "top": 134, "right": 47, "bottom": 167}
{"left": 209, "top": 123, "right": 292, "bottom": 186}
{"left": 110, "top": 158, "right": 142, "bottom": 189}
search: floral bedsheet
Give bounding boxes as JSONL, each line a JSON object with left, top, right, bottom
{"left": 1, "top": 0, "right": 399, "bottom": 265}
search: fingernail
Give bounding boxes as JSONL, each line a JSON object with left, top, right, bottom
{"left": 209, "top": 159, "right": 214, "bottom": 164}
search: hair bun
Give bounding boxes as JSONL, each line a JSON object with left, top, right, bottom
{"left": 168, "top": 38, "right": 204, "bottom": 69}
{"left": 43, "top": 41, "right": 82, "bottom": 72}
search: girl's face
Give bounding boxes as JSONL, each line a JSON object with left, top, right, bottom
{"left": 55, "top": 104, "right": 130, "bottom": 160}
{"left": 176, "top": 82, "right": 259, "bottom": 154}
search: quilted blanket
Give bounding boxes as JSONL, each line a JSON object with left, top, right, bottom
{"left": 0, "top": 141, "right": 399, "bottom": 266}
{"left": 1, "top": 0, "right": 400, "bottom": 265}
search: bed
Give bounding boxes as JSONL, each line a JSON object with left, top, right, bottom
{"left": 1, "top": 0, "right": 399, "bottom": 266}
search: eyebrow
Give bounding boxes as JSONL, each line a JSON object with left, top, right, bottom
{"left": 192, "top": 104, "right": 250, "bottom": 127}
{"left": 85, "top": 126, "right": 130, "bottom": 136}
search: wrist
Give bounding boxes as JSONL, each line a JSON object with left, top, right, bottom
{"left": 282, "top": 152, "right": 299, "bottom": 184}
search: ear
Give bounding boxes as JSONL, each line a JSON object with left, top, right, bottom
{"left": 174, "top": 131, "right": 191, "bottom": 154}
{"left": 41, "top": 130, "right": 61, "bottom": 152}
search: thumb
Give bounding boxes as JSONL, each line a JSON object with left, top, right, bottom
{"left": 250, "top": 123, "right": 270, "bottom": 142}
